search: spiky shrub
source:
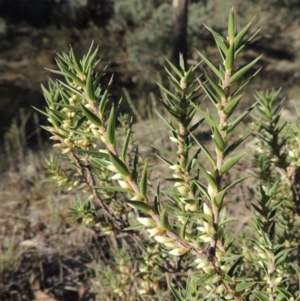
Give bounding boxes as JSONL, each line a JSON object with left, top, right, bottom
{"left": 39, "top": 9, "right": 300, "bottom": 301}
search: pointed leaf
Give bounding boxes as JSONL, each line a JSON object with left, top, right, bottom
{"left": 80, "top": 104, "right": 102, "bottom": 127}
{"left": 224, "top": 132, "right": 251, "bottom": 157}
{"left": 234, "top": 16, "right": 255, "bottom": 48}
{"left": 190, "top": 132, "right": 216, "bottom": 168}
{"left": 230, "top": 55, "right": 262, "bottom": 84}
{"left": 160, "top": 207, "right": 171, "bottom": 230}
{"left": 122, "top": 127, "right": 132, "bottom": 161}
{"left": 126, "top": 201, "right": 153, "bottom": 214}
{"left": 108, "top": 151, "right": 130, "bottom": 177}
{"left": 140, "top": 161, "right": 148, "bottom": 199}
{"left": 212, "top": 126, "right": 225, "bottom": 152}
{"left": 85, "top": 66, "right": 95, "bottom": 100}
{"left": 197, "top": 50, "right": 223, "bottom": 80}
{"left": 236, "top": 282, "right": 255, "bottom": 293}
{"left": 214, "top": 176, "right": 248, "bottom": 207}
{"left": 198, "top": 166, "right": 218, "bottom": 191}
{"left": 204, "top": 24, "right": 228, "bottom": 55}
{"left": 225, "top": 42, "right": 235, "bottom": 72}
{"left": 106, "top": 105, "right": 116, "bottom": 146}
{"left": 223, "top": 94, "right": 243, "bottom": 118}
{"left": 220, "top": 152, "right": 245, "bottom": 175}
{"left": 228, "top": 8, "right": 236, "bottom": 42}
{"left": 165, "top": 58, "right": 183, "bottom": 78}
{"left": 205, "top": 72, "right": 226, "bottom": 98}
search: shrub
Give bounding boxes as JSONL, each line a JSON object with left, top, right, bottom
{"left": 38, "top": 8, "right": 300, "bottom": 300}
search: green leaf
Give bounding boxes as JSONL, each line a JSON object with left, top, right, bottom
{"left": 225, "top": 42, "right": 235, "bottom": 72}
{"left": 59, "top": 64, "right": 86, "bottom": 88}
{"left": 156, "top": 82, "right": 181, "bottom": 102}
{"left": 218, "top": 217, "right": 239, "bottom": 227}
{"left": 234, "top": 16, "right": 255, "bottom": 48}
{"left": 236, "top": 282, "right": 255, "bottom": 293}
{"left": 275, "top": 287, "right": 292, "bottom": 299}
{"left": 140, "top": 161, "right": 148, "bottom": 199}
{"left": 81, "top": 104, "right": 102, "bottom": 127}
{"left": 122, "top": 127, "right": 132, "bottom": 161}
{"left": 220, "top": 152, "right": 245, "bottom": 175}
{"left": 223, "top": 94, "right": 243, "bottom": 118}
{"left": 224, "top": 132, "right": 251, "bottom": 157}
{"left": 108, "top": 151, "right": 130, "bottom": 177}
{"left": 160, "top": 207, "right": 171, "bottom": 230}
{"left": 204, "top": 24, "right": 228, "bottom": 56}
{"left": 190, "top": 132, "right": 216, "bottom": 168}
{"left": 126, "top": 201, "right": 153, "bottom": 214}
{"left": 85, "top": 67, "right": 95, "bottom": 100}
{"left": 151, "top": 145, "right": 178, "bottom": 157}
{"left": 191, "top": 104, "right": 217, "bottom": 128}
{"left": 70, "top": 47, "right": 83, "bottom": 74}
{"left": 198, "top": 78, "right": 219, "bottom": 105}
{"left": 180, "top": 218, "right": 189, "bottom": 240}
{"left": 106, "top": 105, "right": 116, "bottom": 146}
{"left": 198, "top": 166, "right": 218, "bottom": 191}
{"left": 227, "top": 106, "right": 255, "bottom": 133}
{"left": 94, "top": 185, "right": 132, "bottom": 193}
{"left": 212, "top": 126, "right": 225, "bottom": 152}
{"left": 169, "top": 285, "right": 185, "bottom": 301}
{"left": 214, "top": 176, "right": 248, "bottom": 207}
{"left": 205, "top": 72, "right": 226, "bottom": 99}
{"left": 124, "top": 222, "right": 146, "bottom": 231}
{"left": 197, "top": 50, "right": 223, "bottom": 81}
{"left": 76, "top": 148, "right": 109, "bottom": 159}
{"left": 228, "top": 7, "right": 236, "bottom": 42}
{"left": 230, "top": 55, "right": 262, "bottom": 84}
{"left": 193, "top": 181, "right": 210, "bottom": 200}
{"left": 165, "top": 58, "right": 183, "bottom": 78}
{"left": 252, "top": 290, "right": 269, "bottom": 301}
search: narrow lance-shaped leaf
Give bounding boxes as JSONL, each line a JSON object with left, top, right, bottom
{"left": 212, "top": 126, "right": 225, "bottom": 152}
{"left": 228, "top": 7, "right": 236, "bottom": 42}
{"left": 180, "top": 218, "right": 189, "bottom": 240}
{"left": 204, "top": 24, "right": 228, "bottom": 56}
{"left": 85, "top": 67, "right": 95, "bottom": 101}
{"left": 140, "top": 161, "right": 148, "bottom": 199}
{"left": 81, "top": 104, "right": 103, "bottom": 127}
{"left": 156, "top": 81, "right": 181, "bottom": 102}
{"left": 214, "top": 176, "right": 248, "bottom": 207}
{"left": 198, "top": 166, "right": 218, "bottom": 191}
{"left": 197, "top": 50, "right": 223, "bottom": 81}
{"left": 165, "top": 58, "right": 183, "bottom": 78}
{"left": 225, "top": 42, "right": 235, "bottom": 72}
{"left": 108, "top": 151, "right": 130, "bottom": 177}
{"left": 205, "top": 72, "right": 226, "bottom": 99}
{"left": 98, "top": 75, "right": 113, "bottom": 117}
{"left": 122, "top": 126, "right": 132, "bottom": 161}
{"left": 160, "top": 207, "right": 171, "bottom": 230}
{"left": 106, "top": 105, "right": 116, "bottom": 146}
{"left": 70, "top": 47, "right": 83, "bottom": 74}
{"left": 230, "top": 55, "right": 262, "bottom": 85}
{"left": 58, "top": 64, "right": 86, "bottom": 88}
{"left": 227, "top": 105, "right": 255, "bottom": 133}
{"left": 224, "top": 132, "right": 251, "bottom": 157}
{"left": 223, "top": 94, "right": 243, "bottom": 118}
{"left": 190, "top": 132, "right": 216, "bottom": 168}
{"left": 198, "top": 79, "right": 219, "bottom": 105}
{"left": 234, "top": 15, "right": 255, "bottom": 48}
{"left": 220, "top": 152, "right": 245, "bottom": 175}
{"left": 126, "top": 201, "right": 153, "bottom": 214}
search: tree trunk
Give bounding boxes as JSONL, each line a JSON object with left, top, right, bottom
{"left": 172, "top": 0, "right": 188, "bottom": 68}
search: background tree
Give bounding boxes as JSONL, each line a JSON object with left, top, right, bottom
{"left": 172, "top": 0, "right": 188, "bottom": 66}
